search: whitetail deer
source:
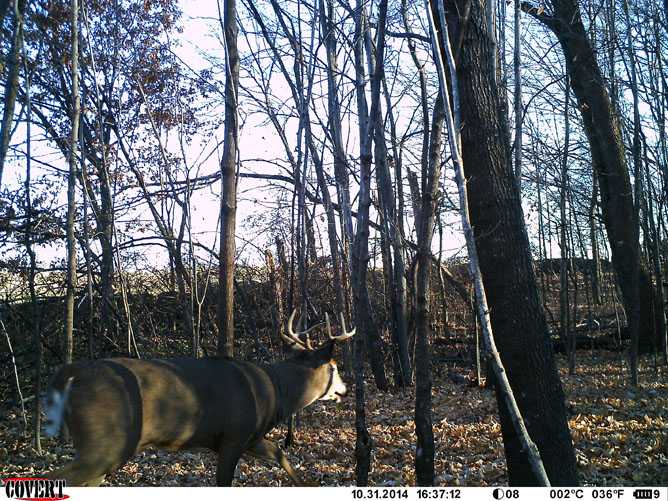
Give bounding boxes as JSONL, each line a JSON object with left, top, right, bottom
{"left": 43, "top": 311, "right": 354, "bottom": 486}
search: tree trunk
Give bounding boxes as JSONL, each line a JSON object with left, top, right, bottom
{"left": 313, "top": 0, "right": 348, "bottom": 352}
{"left": 353, "top": 318, "right": 372, "bottom": 485}
{"left": 371, "top": 50, "right": 411, "bottom": 386}
{"left": 559, "top": 81, "right": 573, "bottom": 375}
{"left": 382, "top": 83, "right": 411, "bottom": 386}
{"left": 265, "top": 249, "right": 284, "bottom": 358}
{"left": 351, "top": 116, "right": 377, "bottom": 480}
{"left": 622, "top": 0, "right": 643, "bottom": 380}
{"left": 414, "top": 91, "right": 444, "bottom": 486}
{"left": 80, "top": 94, "right": 94, "bottom": 360}
{"left": 320, "top": 0, "right": 354, "bottom": 252}
{"left": 65, "top": 0, "right": 81, "bottom": 365}
{"left": 526, "top": 0, "right": 651, "bottom": 380}
{"left": 428, "top": 2, "right": 552, "bottom": 481}
{"left": 23, "top": 53, "right": 41, "bottom": 452}
{"left": 445, "top": 0, "right": 579, "bottom": 485}
{"left": 0, "top": 0, "right": 26, "bottom": 187}
{"left": 97, "top": 157, "right": 115, "bottom": 344}
{"left": 350, "top": 0, "right": 379, "bottom": 483}
{"left": 351, "top": 0, "right": 389, "bottom": 392}
{"left": 589, "top": 172, "right": 602, "bottom": 305}
{"left": 217, "top": 0, "right": 239, "bottom": 357}
{"left": 513, "top": 0, "right": 523, "bottom": 188}
{"left": 76, "top": 18, "right": 116, "bottom": 343}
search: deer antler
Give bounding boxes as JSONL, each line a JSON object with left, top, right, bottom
{"left": 325, "top": 312, "right": 356, "bottom": 341}
{"left": 281, "top": 309, "right": 322, "bottom": 350}
{"left": 325, "top": 312, "right": 332, "bottom": 339}
{"left": 338, "top": 312, "right": 356, "bottom": 340}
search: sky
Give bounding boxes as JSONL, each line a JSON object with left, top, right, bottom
{"left": 2, "top": 0, "right": 619, "bottom": 275}
{"left": 162, "top": 0, "right": 468, "bottom": 267}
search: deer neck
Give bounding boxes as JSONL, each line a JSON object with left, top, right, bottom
{"left": 269, "top": 361, "right": 330, "bottom": 421}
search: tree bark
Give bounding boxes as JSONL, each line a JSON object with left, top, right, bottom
{"left": 589, "top": 172, "right": 602, "bottom": 305}
{"left": 217, "top": 0, "right": 239, "bottom": 357}
{"left": 65, "top": 0, "right": 81, "bottom": 365}
{"left": 0, "top": 0, "right": 26, "bottom": 187}
{"left": 413, "top": 90, "right": 444, "bottom": 486}
{"left": 350, "top": 0, "right": 379, "bottom": 483}
{"left": 265, "top": 249, "right": 284, "bottom": 358}
{"left": 320, "top": 0, "right": 354, "bottom": 250}
{"left": 428, "top": 2, "right": 552, "bottom": 481}
{"left": 368, "top": 15, "right": 411, "bottom": 386}
{"left": 351, "top": 0, "right": 389, "bottom": 391}
{"left": 97, "top": 156, "right": 115, "bottom": 343}
{"left": 317, "top": 0, "right": 349, "bottom": 359}
{"left": 559, "top": 80, "right": 574, "bottom": 375}
{"left": 23, "top": 49, "right": 41, "bottom": 452}
{"left": 444, "top": 0, "right": 579, "bottom": 485}
{"left": 513, "top": 0, "right": 523, "bottom": 188}
{"left": 524, "top": 0, "right": 653, "bottom": 376}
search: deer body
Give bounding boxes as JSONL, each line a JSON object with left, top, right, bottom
{"left": 45, "top": 324, "right": 350, "bottom": 487}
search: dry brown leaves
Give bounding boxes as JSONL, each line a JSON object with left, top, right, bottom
{"left": 1, "top": 352, "right": 665, "bottom": 486}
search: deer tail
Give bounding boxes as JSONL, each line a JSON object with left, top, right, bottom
{"left": 43, "top": 366, "right": 78, "bottom": 438}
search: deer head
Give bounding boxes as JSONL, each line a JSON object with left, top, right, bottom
{"left": 277, "top": 309, "right": 356, "bottom": 403}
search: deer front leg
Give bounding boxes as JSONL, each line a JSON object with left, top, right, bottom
{"left": 246, "top": 438, "right": 309, "bottom": 486}
{"left": 216, "top": 444, "right": 244, "bottom": 486}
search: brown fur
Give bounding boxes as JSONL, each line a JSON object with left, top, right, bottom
{"left": 45, "top": 343, "right": 342, "bottom": 486}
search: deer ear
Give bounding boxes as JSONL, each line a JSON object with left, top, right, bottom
{"left": 317, "top": 341, "right": 335, "bottom": 362}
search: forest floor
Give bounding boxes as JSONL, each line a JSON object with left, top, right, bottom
{"left": 1, "top": 351, "right": 666, "bottom": 487}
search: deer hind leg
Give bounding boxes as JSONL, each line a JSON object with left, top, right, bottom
{"left": 246, "top": 438, "right": 308, "bottom": 486}
{"left": 84, "top": 474, "right": 106, "bottom": 486}
{"left": 47, "top": 414, "right": 135, "bottom": 487}
{"left": 46, "top": 456, "right": 112, "bottom": 486}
